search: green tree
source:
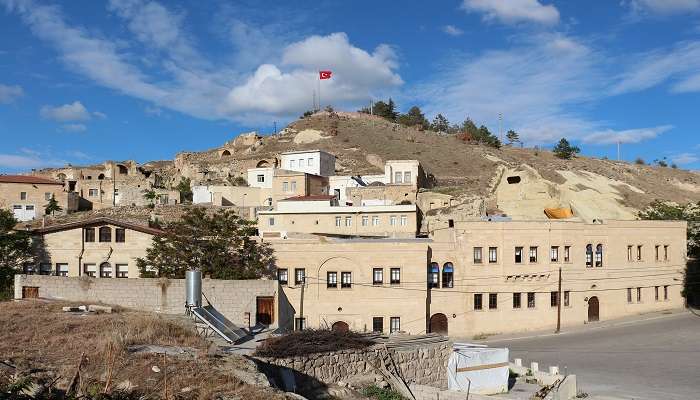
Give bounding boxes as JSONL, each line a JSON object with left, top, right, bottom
{"left": 175, "top": 177, "right": 193, "bottom": 203}
{"left": 0, "top": 210, "right": 33, "bottom": 295}
{"left": 44, "top": 194, "right": 62, "bottom": 216}
{"left": 397, "top": 106, "right": 429, "bottom": 129}
{"left": 506, "top": 130, "right": 520, "bottom": 145}
{"left": 461, "top": 118, "right": 479, "bottom": 137}
{"left": 430, "top": 113, "right": 450, "bottom": 132}
{"left": 143, "top": 189, "right": 157, "bottom": 208}
{"left": 552, "top": 138, "right": 580, "bottom": 159}
{"left": 136, "top": 208, "right": 275, "bottom": 279}
{"left": 370, "top": 99, "right": 398, "bottom": 121}
{"left": 474, "top": 125, "right": 502, "bottom": 148}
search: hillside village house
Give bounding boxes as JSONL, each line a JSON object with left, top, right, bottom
{"left": 27, "top": 217, "right": 162, "bottom": 278}
{"left": 0, "top": 175, "right": 78, "bottom": 221}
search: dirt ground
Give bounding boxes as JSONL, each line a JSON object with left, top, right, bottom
{"left": 0, "top": 300, "right": 287, "bottom": 400}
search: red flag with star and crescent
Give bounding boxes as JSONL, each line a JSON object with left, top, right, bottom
{"left": 319, "top": 70, "right": 332, "bottom": 80}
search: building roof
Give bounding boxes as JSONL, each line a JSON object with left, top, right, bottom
{"left": 280, "top": 149, "right": 335, "bottom": 157}
{"left": 0, "top": 175, "right": 63, "bottom": 185}
{"left": 279, "top": 195, "right": 336, "bottom": 202}
{"left": 31, "top": 217, "right": 165, "bottom": 236}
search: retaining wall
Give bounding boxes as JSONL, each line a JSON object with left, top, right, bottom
{"left": 14, "top": 274, "right": 280, "bottom": 328}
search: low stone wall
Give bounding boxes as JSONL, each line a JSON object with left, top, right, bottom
{"left": 260, "top": 341, "right": 451, "bottom": 389}
{"left": 14, "top": 275, "right": 278, "bottom": 327}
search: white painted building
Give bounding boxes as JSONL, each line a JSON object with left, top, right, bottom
{"left": 247, "top": 167, "right": 274, "bottom": 189}
{"left": 385, "top": 160, "right": 420, "bottom": 188}
{"left": 328, "top": 174, "right": 385, "bottom": 205}
{"left": 280, "top": 150, "right": 335, "bottom": 177}
{"left": 192, "top": 185, "right": 213, "bottom": 204}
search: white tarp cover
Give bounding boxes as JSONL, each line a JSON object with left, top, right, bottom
{"left": 447, "top": 343, "right": 509, "bottom": 395}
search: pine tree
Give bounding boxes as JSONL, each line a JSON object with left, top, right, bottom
{"left": 430, "top": 114, "right": 450, "bottom": 132}
{"left": 44, "top": 194, "right": 62, "bottom": 216}
{"left": 0, "top": 210, "right": 33, "bottom": 294}
{"left": 506, "top": 130, "right": 520, "bottom": 145}
{"left": 552, "top": 138, "right": 581, "bottom": 159}
{"left": 397, "top": 106, "right": 429, "bottom": 129}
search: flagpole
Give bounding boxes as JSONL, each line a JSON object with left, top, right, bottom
{"left": 318, "top": 71, "right": 321, "bottom": 111}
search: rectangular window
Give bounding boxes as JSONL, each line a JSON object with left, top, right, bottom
{"left": 116, "top": 264, "right": 128, "bottom": 278}
{"left": 390, "top": 215, "right": 397, "bottom": 226}
{"left": 39, "top": 263, "right": 52, "bottom": 275}
{"left": 489, "top": 293, "right": 498, "bottom": 309}
{"left": 627, "top": 245, "right": 633, "bottom": 261}
{"left": 627, "top": 288, "right": 633, "bottom": 303}
{"left": 99, "top": 228, "right": 111, "bottom": 242}
{"left": 295, "top": 268, "right": 305, "bottom": 285}
{"left": 20, "top": 191, "right": 27, "bottom": 200}
{"left": 373, "top": 317, "right": 384, "bottom": 333}
{"left": 372, "top": 216, "right": 380, "bottom": 226}
{"left": 23, "top": 264, "right": 35, "bottom": 275}
{"left": 551, "top": 246, "right": 559, "bottom": 262}
{"left": 83, "top": 263, "right": 96, "bottom": 278}
{"left": 400, "top": 215, "right": 407, "bottom": 226}
{"left": 308, "top": 158, "right": 313, "bottom": 166}
{"left": 115, "top": 228, "right": 126, "bottom": 243}
{"left": 44, "top": 192, "right": 51, "bottom": 201}
{"left": 655, "top": 245, "right": 660, "bottom": 261}
{"left": 564, "top": 246, "right": 570, "bottom": 262}
{"left": 341, "top": 272, "right": 352, "bottom": 288}
{"left": 291, "top": 181, "right": 297, "bottom": 192}
{"left": 345, "top": 216, "right": 352, "bottom": 227}
{"left": 268, "top": 217, "right": 275, "bottom": 226}
{"left": 637, "top": 287, "right": 642, "bottom": 302}
{"left": 327, "top": 271, "right": 338, "bottom": 288}
{"left": 489, "top": 247, "right": 498, "bottom": 263}
{"left": 515, "top": 247, "right": 523, "bottom": 263}
{"left": 473, "top": 247, "right": 483, "bottom": 264}
{"left": 56, "top": 263, "right": 69, "bottom": 277}
{"left": 529, "top": 246, "right": 538, "bottom": 263}
{"left": 290, "top": 160, "right": 296, "bottom": 168}
{"left": 373, "top": 268, "right": 383, "bottom": 285}
{"left": 283, "top": 182, "right": 289, "bottom": 192}
{"left": 394, "top": 172, "right": 402, "bottom": 184}
{"left": 403, "top": 171, "right": 411, "bottom": 183}
{"left": 637, "top": 245, "right": 643, "bottom": 261}
{"left": 295, "top": 317, "right": 306, "bottom": 331}
{"left": 551, "top": 291, "right": 559, "bottom": 307}
{"left": 664, "top": 245, "right": 669, "bottom": 261}
{"left": 89, "top": 188, "right": 98, "bottom": 197}
{"left": 299, "top": 158, "right": 305, "bottom": 167}
{"left": 335, "top": 216, "right": 341, "bottom": 227}
{"left": 474, "top": 293, "right": 483, "bottom": 310}
{"left": 390, "top": 317, "right": 400, "bottom": 333}
{"left": 84, "top": 228, "right": 96, "bottom": 242}
{"left": 513, "top": 293, "right": 521, "bottom": 309}
{"left": 362, "top": 216, "right": 369, "bottom": 226}
{"left": 527, "top": 292, "right": 535, "bottom": 308}
{"left": 390, "top": 268, "right": 401, "bottom": 285}
{"left": 257, "top": 174, "right": 265, "bottom": 183}
{"left": 25, "top": 205, "right": 34, "bottom": 211}
{"left": 564, "top": 291, "right": 570, "bottom": 307}
{"left": 664, "top": 285, "right": 669, "bottom": 300}
{"left": 655, "top": 286, "right": 659, "bottom": 301}
{"left": 278, "top": 269, "right": 288, "bottom": 285}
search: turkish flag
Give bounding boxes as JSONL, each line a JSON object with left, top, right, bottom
{"left": 319, "top": 70, "right": 332, "bottom": 80}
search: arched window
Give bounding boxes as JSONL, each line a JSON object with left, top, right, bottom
{"left": 585, "top": 244, "right": 593, "bottom": 267}
{"left": 256, "top": 160, "right": 270, "bottom": 168}
{"left": 428, "top": 262, "right": 439, "bottom": 288}
{"left": 100, "top": 262, "right": 112, "bottom": 278}
{"left": 442, "top": 262, "right": 454, "bottom": 288}
{"left": 595, "top": 244, "right": 603, "bottom": 267}
{"left": 99, "top": 226, "right": 112, "bottom": 242}
{"left": 117, "top": 165, "right": 128, "bottom": 175}
{"left": 220, "top": 149, "right": 231, "bottom": 157}
{"left": 98, "top": 173, "right": 105, "bottom": 180}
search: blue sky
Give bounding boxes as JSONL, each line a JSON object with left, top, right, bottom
{"left": 1, "top": 0, "right": 700, "bottom": 173}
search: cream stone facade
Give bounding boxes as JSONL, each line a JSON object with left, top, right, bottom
{"left": 271, "top": 219, "right": 687, "bottom": 337}
{"left": 0, "top": 175, "right": 78, "bottom": 221}
{"left": 28, "top": 217, "right": 162, "bottom": 279}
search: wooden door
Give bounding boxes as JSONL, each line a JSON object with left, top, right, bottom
{"left": 588, "top": 296, "right": 599, "bottom": 322}
{"left": 332, "top": 321, "right": 349, "bottom": 333}
{"left": 22, "top": 286, "right": 39, "bottom": 299}
{"left": 429, "top": 313, "right": 448, "bottom": 335}
{"left": 256, "top": 296, "right": 274, "bottom": 325}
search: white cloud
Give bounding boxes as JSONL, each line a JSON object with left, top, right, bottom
{"left": 40, "top": 101, "right": 91, "bottom": 122}
{"left": 61, "top": 123, "right": 87, "bottom": 132}
{"left": 0, "top": 84, "right": 23, "bottom": 104}
{"left": 670, "top": 152, "right": 699, "bottom": 165}
{"left": 442, "top": 25, "right": 464, "bottom": 36}
{"left": 582, "top": 125, "right": 673, "bottom": 145}
{"left": 223, "top": 33, "right": 402, "bottom": 118}
{"left": 625, "top": 0, "right": 700, "bottom": 15}
{"left": 144, "top": 105, "right": 163, "bottom": 116}
{"left": 461, "top": 0, "right": 560, "bottom": 25}
{"left": 93, "top": 111, "right": 107, "bottom": 119}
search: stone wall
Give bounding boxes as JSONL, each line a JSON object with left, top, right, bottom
{"left": 14, "top": 275, "right": 280, "bottom": 328}
{"left": 260, "top": 341, "right": 451, "bottom": 389}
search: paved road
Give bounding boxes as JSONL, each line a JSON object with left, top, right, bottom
{"left": 484, "top": 312, "right": 700, "bottom": 400}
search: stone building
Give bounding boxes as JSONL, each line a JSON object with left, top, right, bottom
{"left": 0, "top": 175, "right": 78, "bottom": 221}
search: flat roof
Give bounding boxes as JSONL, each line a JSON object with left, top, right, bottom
{"left": 280, "top": 149, "right": 335, "bottom": 157}
{"left": 259, "top": 204, "right": 417, "bottom": 214}
{"left": 0, "top": 175, "right": 63, "bottom": 185}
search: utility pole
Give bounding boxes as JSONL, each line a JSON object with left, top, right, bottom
{"left": 617, "top": 141, "right": 621, "bottom": 161}
{"left": 556, "top": 266, "right": 562, "bottom": 333}
{"left": 498, "top": 113, "right": 503, "bottom": 144}
{"left": 299, "top": 276, "right": 305, "bottom": 330}
{"left": 273, "top": 121, "right": 277, "bottom": 135}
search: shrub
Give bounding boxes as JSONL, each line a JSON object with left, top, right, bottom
{"left": 363, "top": 385, "right": 406, "bottom": 400}
{"left": 254, "top": 329, "right": 375, "bottom": 358}
{"left": 634, "top": 157, "right": 645, "bottom": 165}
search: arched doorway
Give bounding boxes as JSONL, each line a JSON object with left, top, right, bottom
{"left": 331, "top": 321, "right": 349, "bottom": 333}
{"left": 99, "top": 262, "right": 112, "bottom": 278}
{"left": 256, "top": 160, "right": 270, "bottom": 168}
{"left": 588, "top": 296, "right": 599, "bottom": 322}
{"left": 220, "top": 149, "right": 231, "bottom": 158}
{"left": 429, "top": 313, "right": 448, "bottom": 335}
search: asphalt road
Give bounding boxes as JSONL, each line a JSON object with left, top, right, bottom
{"left": 485, "top": 312, "right": 700, "bottom": 400}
